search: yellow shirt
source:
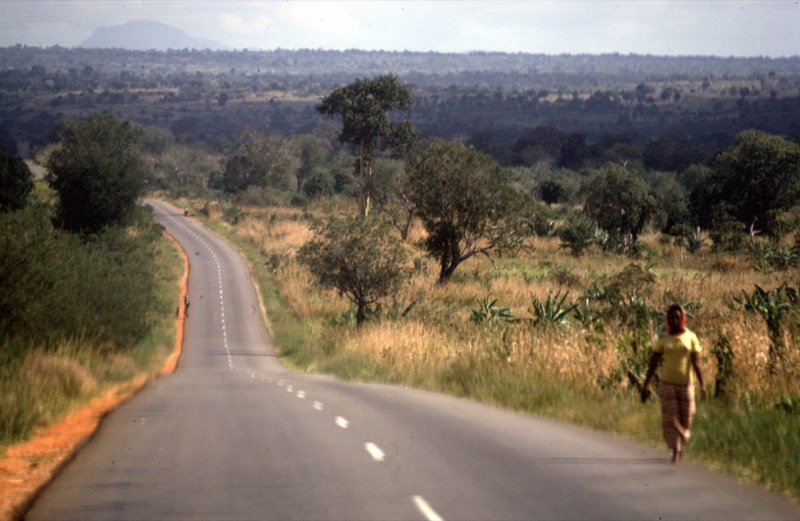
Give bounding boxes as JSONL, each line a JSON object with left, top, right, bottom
{"left": 654, "top": 328, "right": 701, "bottom": 385}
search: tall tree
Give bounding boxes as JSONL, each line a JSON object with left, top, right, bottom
{"left": 0, "top": 152, "right": 33, "bottom": 212}
{"left": 580, "top": 162, "right": 655, "bottom": 244}
{"left": 157, "top": 143, "right": 219, "bottom": 190}
{"left": 705, "top": 130, "right": 800, "bottom": 235}
{"left": 368, "top": 158, "right": 417, "bottom": 241}
{"left": 409, "top": 138, "right": 531, "bottom": 284}
{"left": 222, "top": 129, "right": 300, "bottom": 193}
{"left": 291, "top": 133, "right": 331, "bottom": 194}
{"left": 46, "top": 113, "right": 146, "bottom": 235}
{"left": 316, "top": 74, "right": 416, "bottom": 216}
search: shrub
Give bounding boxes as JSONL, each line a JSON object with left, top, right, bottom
{"left": 558, "top": 216, "right": 596, "bottom": 257}
{"left": 301, "top": 167, "right": 336, "bottom": 198}
{"left": 0, "top": 205, "right": 159, "bottom": 350}
{"left": 297, "top": 215, "right": 409, "bottom": 326}
{"left": 0, "top": 152, "right": 33, "bottom": 212}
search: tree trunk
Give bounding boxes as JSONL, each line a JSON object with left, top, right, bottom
{"left": 356, "top": 300, "right": 367, "bottom": 327}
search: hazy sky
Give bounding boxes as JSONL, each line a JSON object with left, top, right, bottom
{"left": 1, "top": 1, "right": 798, "bottom": 57}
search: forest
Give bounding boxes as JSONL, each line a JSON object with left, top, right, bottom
{"left": 1, "top": 46, "right": 800, "bottom": 163}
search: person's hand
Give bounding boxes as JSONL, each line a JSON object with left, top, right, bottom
{"left": 699, "top": 386, "right": 707, "bottom": 400}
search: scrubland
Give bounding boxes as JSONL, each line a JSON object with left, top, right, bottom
{"left": 185, "top": 197, "right": 799, "bottom": 498}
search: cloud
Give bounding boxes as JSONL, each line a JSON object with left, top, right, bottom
{"left": 0, "top": 0, "right": 796, "bottom": 56}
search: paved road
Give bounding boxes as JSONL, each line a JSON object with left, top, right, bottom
{"left": 25, "top": 200, "right": 800, "bottom": 520}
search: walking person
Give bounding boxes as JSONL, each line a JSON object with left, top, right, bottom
{"left": 642, "top": 304, "right": 707, "bottom": 463}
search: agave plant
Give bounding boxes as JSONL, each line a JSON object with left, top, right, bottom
{"left": 529, "top": 289, "right": 577, "bottom": 329}
{"left": 734, "top": 283, "right": 799, "bottom": 373}
{"left": 749, "top": 241, "right": 775, "bottom": 274}
{"left": 686, "top": 226, "right": 706, "bottom": 255}
{"left": 471, "top": 297, "right": 517, "bottom": 325}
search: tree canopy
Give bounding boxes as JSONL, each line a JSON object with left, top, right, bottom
{"left": 409, "top": 138, "right": 531, "bottom": 284}
{"left": 580, "top": 163, "right": 655, "bottom": 244}
{"left": 46, "top": 113, "right": 146, "bottom": 235}
{"left": 317, "top": 74, "right": 416, "bottom": 216}
{"left": 222, "top": 129, "right": 300, "bottom": 194}
{"left": 297, "top": 215, "right": 408, "bottom": 326}
{"left": 0, "top": 152, "right": 33, "bottom": 212}
{"left": 702, "top": 130, "right": 800, "bottom": 235}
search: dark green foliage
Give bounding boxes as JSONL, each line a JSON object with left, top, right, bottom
{"left": 0, "top": 152, "right": 33, "bottom": 212}
{"left": 698, "top": 130, "right": 800, "bottom": 235}
{"left": 46, "top": 113, "right": 146, "bottom": 235}
{"left": 558, "top": 215, "right": 597, "bottom": 257}
{"left": 643, "top": 134, "right": 705, "bottom": 173}
{"left": 222, "top": 129, "right": 300, "bottom": 194}
{"left": 616, "top": 332, "right": 654, "bottom": 394}
{"left": 645, "top": 170, "right": 691, "bottom": 233}
{"left": 0, "top": 204, "right": 160, "bottom": 350}
{"left": 222, "top": 205, "right": 243, "bottom": 225}
{"left": 670, "top": 224, "right": 706, "bottom": 255}
{"left": 317, "top": 74, "right": 417, "bottom": 216}
{"left": 709, "top": 220, "right": 748, "bottom": 252}
{"left": 301, "top": 167, "right": 336, "bottom": 198}
{"left": 297, "top": 215, "right": 409, "bottom": 326}
{"left": 539, "top": 179, "right": 565, "bottom": 205}
{"left": 580, "top": 162, "right": 656, "bottom": 244}
{"left": 409, "top": 138, "right": 531, "bottom": 283}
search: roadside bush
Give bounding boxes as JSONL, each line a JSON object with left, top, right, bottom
{"left": 301, "top": 167, "right": 336, "bottom": 199}
{"left": 0, "top": 152, "right": 33, "bottom": 212}
{"left": 298, "top": 215, "right": 409, "bottom": 326}
{"left": 0, "top": 204, "right": 160, "bottom": 351}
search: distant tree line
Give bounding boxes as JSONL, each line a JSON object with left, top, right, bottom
{"left": 2, "top": 46, "right": 799, "bottom": 161}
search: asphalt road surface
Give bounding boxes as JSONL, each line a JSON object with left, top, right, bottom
{"left": 24, "top": 200, "right": 800, "bottom": 521}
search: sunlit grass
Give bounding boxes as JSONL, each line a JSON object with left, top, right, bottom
{"left": 179, "top": 196, "right": 800, "bottom": 497}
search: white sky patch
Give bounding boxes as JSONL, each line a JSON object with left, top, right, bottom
{"left": 219, "top": 13, "right": 255, "bottom": 35}
{"left": 0, "top": 0, "right": 797, "bottom": 56}
{"left": 285, "top": 2, "right": 361, "bottom": 34}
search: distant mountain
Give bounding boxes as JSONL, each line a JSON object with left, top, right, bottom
{"left": 78, "top": 20, "right": 229, "bottom": 51}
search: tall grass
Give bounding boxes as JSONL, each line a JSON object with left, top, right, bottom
{"left": 180, "top": 196, "right": 800, "bottom": 497}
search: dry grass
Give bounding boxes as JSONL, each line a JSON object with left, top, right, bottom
{"left": 178, "top": 197, "right": 800, "bottom": 496}
{"left": 201, "top": 200, "right": 799, "bottom": 406}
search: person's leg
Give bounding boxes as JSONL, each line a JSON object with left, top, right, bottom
{"left": 673, "top": 384, "right": 696, "bottom": 458}
{"left": 659, "top": 382, "right": 680, "bottom": 460}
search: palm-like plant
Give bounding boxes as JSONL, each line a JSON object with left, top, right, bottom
{"left": 471, "top": 297, "right": 517, "bottom": 325}
{"left": 529, "top": 289, "right": 577, "bottom": 329}
{"left": 735, "top": 283, "right": 799, "bottom": 373}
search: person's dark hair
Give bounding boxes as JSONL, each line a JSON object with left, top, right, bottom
{"left": 667, "top": 304, "right": 686, "bottom": 333}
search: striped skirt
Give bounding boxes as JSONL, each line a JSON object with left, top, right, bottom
{"left": 659, "top": 380, "right": 695, "bottom": 452}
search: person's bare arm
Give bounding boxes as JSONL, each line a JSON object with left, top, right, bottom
{"left": 691, "top": 351, "right": 707, "bottom": 399}
{"left": 641, "top": 351, "right": 663, "bottom": 400}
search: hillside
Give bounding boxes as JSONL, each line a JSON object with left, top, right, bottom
{"left": 78, "top": 20, "right": 229, "bottom": 51}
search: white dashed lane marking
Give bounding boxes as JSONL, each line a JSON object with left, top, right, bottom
{"left": 414, "top": 495, "right": 445, "bottom": 521}
{"left": 156, "top": 204, "right": 450, "bottom": 521}
{"left": 365, "top": 442, "right": 385, "bottom": 462}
